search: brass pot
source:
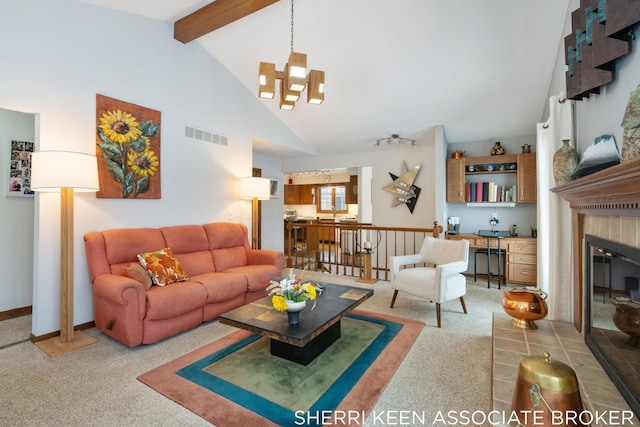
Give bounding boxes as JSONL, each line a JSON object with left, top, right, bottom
{"left": 503, "top": 288, "right": 548, "bottom": 329}
{"left": 451, "top": 150, "right": 465, "bottom": 159}
{"left": 512, "top": 352, "right": 586, "bottom": 427}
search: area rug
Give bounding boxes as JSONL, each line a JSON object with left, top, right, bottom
{"left": 138, "top": 310, "right": 423, "bottom": 427}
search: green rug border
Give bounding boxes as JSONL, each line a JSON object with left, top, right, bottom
{"left": 176, "top": 313, "right": 402, "bottom": 426}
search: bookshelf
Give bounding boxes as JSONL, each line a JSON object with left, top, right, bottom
{"left": 446, "top": 153, "right": 536, "bottom": 205}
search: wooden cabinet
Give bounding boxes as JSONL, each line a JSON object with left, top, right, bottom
{"left": 346, "top": 175, "right": 358, "bottom": 204}
{"left": 517, "top": 153, "right": 537, "bottom": 203}
{"left": 284, "top": 184, "right": 315, "bottom": 204}
{"left": 507, "top": 239, "right": 537, "bottom": 285}
{"left": 317, "top": 219, "right": 336, "bottom": 242}
{"left": 445, "top": 153, "right": 537, "bottom": 204}
{"left": 298, "top": 184, "right": 314, "bottom": 204}
{"left": 446, "top": 234, "right": 537, "bottom": 285}
{"left": 284, "top": 185, "right": 297, "bottom": 204}
{"left": 446, "top": 159, "right": 465, "bottom": 202}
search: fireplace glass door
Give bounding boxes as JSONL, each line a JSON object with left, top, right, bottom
{"left": 584, "top": 234, "right": 640, "bottom": 417}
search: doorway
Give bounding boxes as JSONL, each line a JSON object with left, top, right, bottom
{"left": 1, "top": 107, "right": 36, "bottom": 317}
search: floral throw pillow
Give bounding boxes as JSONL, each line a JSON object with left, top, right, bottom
{"left": 137, "top": 247, "right": 188, "bottom": 286}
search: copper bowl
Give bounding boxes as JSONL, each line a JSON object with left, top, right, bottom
{"left": 503, "top": 288, "right": 548, "bottom": 329}
{"left": 452, "top": 150, "right": 465, "bottom": 159}
{"left": 612, "top": 301, "right": 640, "bottom": 347}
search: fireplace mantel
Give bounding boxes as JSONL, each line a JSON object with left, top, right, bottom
{"left": 551, "top": 157, "right": 640, "bottom": 214}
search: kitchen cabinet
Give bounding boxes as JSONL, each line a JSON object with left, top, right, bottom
{"left": 346, "top": 175, "right": 358, "bottom": 204}
{"left": 284, "top": 184, "right": 315, "bottom": 204}
{"left": 317, "top": 218, "right": 336, "bottom": 242}
{"left": 284, "top": 185, "right": 297, "bottom": 204}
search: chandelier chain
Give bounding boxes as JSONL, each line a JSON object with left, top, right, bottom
{"left": 290, "top": 0, "right": 295, "bottom": 52}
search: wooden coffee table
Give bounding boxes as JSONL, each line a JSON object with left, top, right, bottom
{"left": 218, "top": 283, "right": 373, "bottom": 365}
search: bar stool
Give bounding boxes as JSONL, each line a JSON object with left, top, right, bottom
{"left": 474, "top": 248, "right": 506, "bottom": 288}
{"left": 291, "top": 225, "right": 303, "bottom": 253}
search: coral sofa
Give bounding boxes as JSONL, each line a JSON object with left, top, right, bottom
{"left": 84, "top": 222, "right": 284, "bottom": 347}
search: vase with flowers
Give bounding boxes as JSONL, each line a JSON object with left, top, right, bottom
{"left": 490, "top": 216, "right": 499, "bottom": 232}
{"left": 266, "top": 272, "right": 317, "bottom": 324}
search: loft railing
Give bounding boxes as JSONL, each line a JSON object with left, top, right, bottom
{"left": 285, "top": 220, "right": 443, "bottom": 281}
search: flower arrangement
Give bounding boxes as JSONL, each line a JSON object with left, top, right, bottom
{"left": 267, "top": 275, "right": 317, "bottom": 311}
{"left": 490, "top": 215, "right": 499, "bottom": 231}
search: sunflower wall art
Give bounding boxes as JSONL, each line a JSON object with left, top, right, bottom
{"left": 95, "top": 94, "right": 161, "bottom": 198}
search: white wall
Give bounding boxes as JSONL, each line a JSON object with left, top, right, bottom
{"left": 0, "top": 0, "right": 305, "bottom": 335}
{"left": 281, "top": 129, "right": 439, "bottom": 229}
{"left": 0, "top": 109, "right": 35, "bottom": 312}
{"left": 253, "top": 153, "right": 285, "bottom": 252}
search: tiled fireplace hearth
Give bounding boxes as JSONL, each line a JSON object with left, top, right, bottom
{"left": 491, "top": 158, "right": 640, "bottom": 425}
{"left": 491, "top": 314, "right": 638, "bottom": 426}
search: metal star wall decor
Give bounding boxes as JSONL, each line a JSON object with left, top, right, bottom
{"left": 383, "top": 162, "right": 422, "bottom": 213}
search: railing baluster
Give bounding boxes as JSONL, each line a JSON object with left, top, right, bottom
{"left": 283, "top": 221, "right": 442, "bottom": 281}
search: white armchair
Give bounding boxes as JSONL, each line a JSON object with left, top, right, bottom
{"left": 389, "top": 237, "right": 470, "bottom": 327}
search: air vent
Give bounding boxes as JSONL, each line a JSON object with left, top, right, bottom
{"left": 184, "top": 125, "right": 228, "bottom": 146}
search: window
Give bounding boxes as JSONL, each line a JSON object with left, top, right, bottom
{"left": 317, "top": 185, "right": 347, "bottom": 213}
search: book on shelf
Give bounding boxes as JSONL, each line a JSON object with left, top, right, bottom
{"left": 465, "top": 182, "right": 518, "bottom": 203}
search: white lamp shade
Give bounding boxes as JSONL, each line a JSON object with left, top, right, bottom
{"left": 31, "top": 150, "right": 99, "bottom": 192}
{"left": 240, "top": 177, "right": 270, "bottom": 200}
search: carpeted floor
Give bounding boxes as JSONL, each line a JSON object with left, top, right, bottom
{"left": 0, "top": 272, "right": 506, "bottom": 426}
{"left": 138, "top": 310, "right": 423, "bottom": 426}
{"left": 0, "top": 314, "right": 31, "bottom": 349}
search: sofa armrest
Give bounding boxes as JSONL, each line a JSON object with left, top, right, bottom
{"left": 247, "top": 249, "right": 285, "bottom": 268}
{"left": 93, "top": 274, "right": 147, "bottom": 320}
{"left": 389, "top": 253, "right": 425, "bottom": 280}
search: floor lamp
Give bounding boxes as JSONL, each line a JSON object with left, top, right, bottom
{"left": 31, "top": 150, "right": 100, "bottom": 356}
{"left": 240, "top": 177, "right": 270, "bottom": 249}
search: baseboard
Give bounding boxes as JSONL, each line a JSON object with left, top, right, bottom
{"left": 29, "top": 320, "right": 96, "bottom": 343}
{"left": 0, "top": 306, "right": 32, "bottom": 320}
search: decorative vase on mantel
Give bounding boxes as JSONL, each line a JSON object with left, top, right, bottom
{"left": 286, "top": 300, "right": 306, "bottom": 324}
{"left": 553, "top": 139, "right": 579, "bottom": 185}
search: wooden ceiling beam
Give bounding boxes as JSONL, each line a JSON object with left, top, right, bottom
{"left": 174, "top": 0, "right": 279, "bottom": 44}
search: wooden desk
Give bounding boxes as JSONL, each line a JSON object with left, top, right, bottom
{"left": 446, "top": 233, "right": 537, "bottom": 285}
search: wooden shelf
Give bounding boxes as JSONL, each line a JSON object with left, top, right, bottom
{"left": 466, "top": 202, "right": 517, "bottom": 207}
{"left": 466, "top": 170, "right": 517, "bottom": 175}
{"left": 446, "top": 153, "right": 536, "bottom": 204}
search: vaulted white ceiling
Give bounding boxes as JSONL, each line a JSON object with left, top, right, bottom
{"left": 77, "top": 0, "right": 570, "bottom": 157}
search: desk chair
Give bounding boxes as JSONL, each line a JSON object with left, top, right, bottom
{"left": 474, "top": 248, "right": 506, "bottom": 288}
{"left": 389, "top": 237, "right": 469, "bottom": 328}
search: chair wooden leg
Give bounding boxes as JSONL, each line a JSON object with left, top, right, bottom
{"left": 460, "top": 296, "right": 468, "bottom": 314}
{"left": 390, "top": 289, "right": 398, "bottom": 308}
{"left": 436, "top": 303, "right": 442, "bottom": 328}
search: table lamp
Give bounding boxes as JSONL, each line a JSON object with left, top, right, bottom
{"left": 31, "top": 150, "right": 100, "bottom": 356}
{"left": 240, "top": 177, "right": 270, "bottom": 249}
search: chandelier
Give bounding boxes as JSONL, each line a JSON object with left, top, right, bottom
{"left": 258, "top": 0, "right": 325, "bottom": 110}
